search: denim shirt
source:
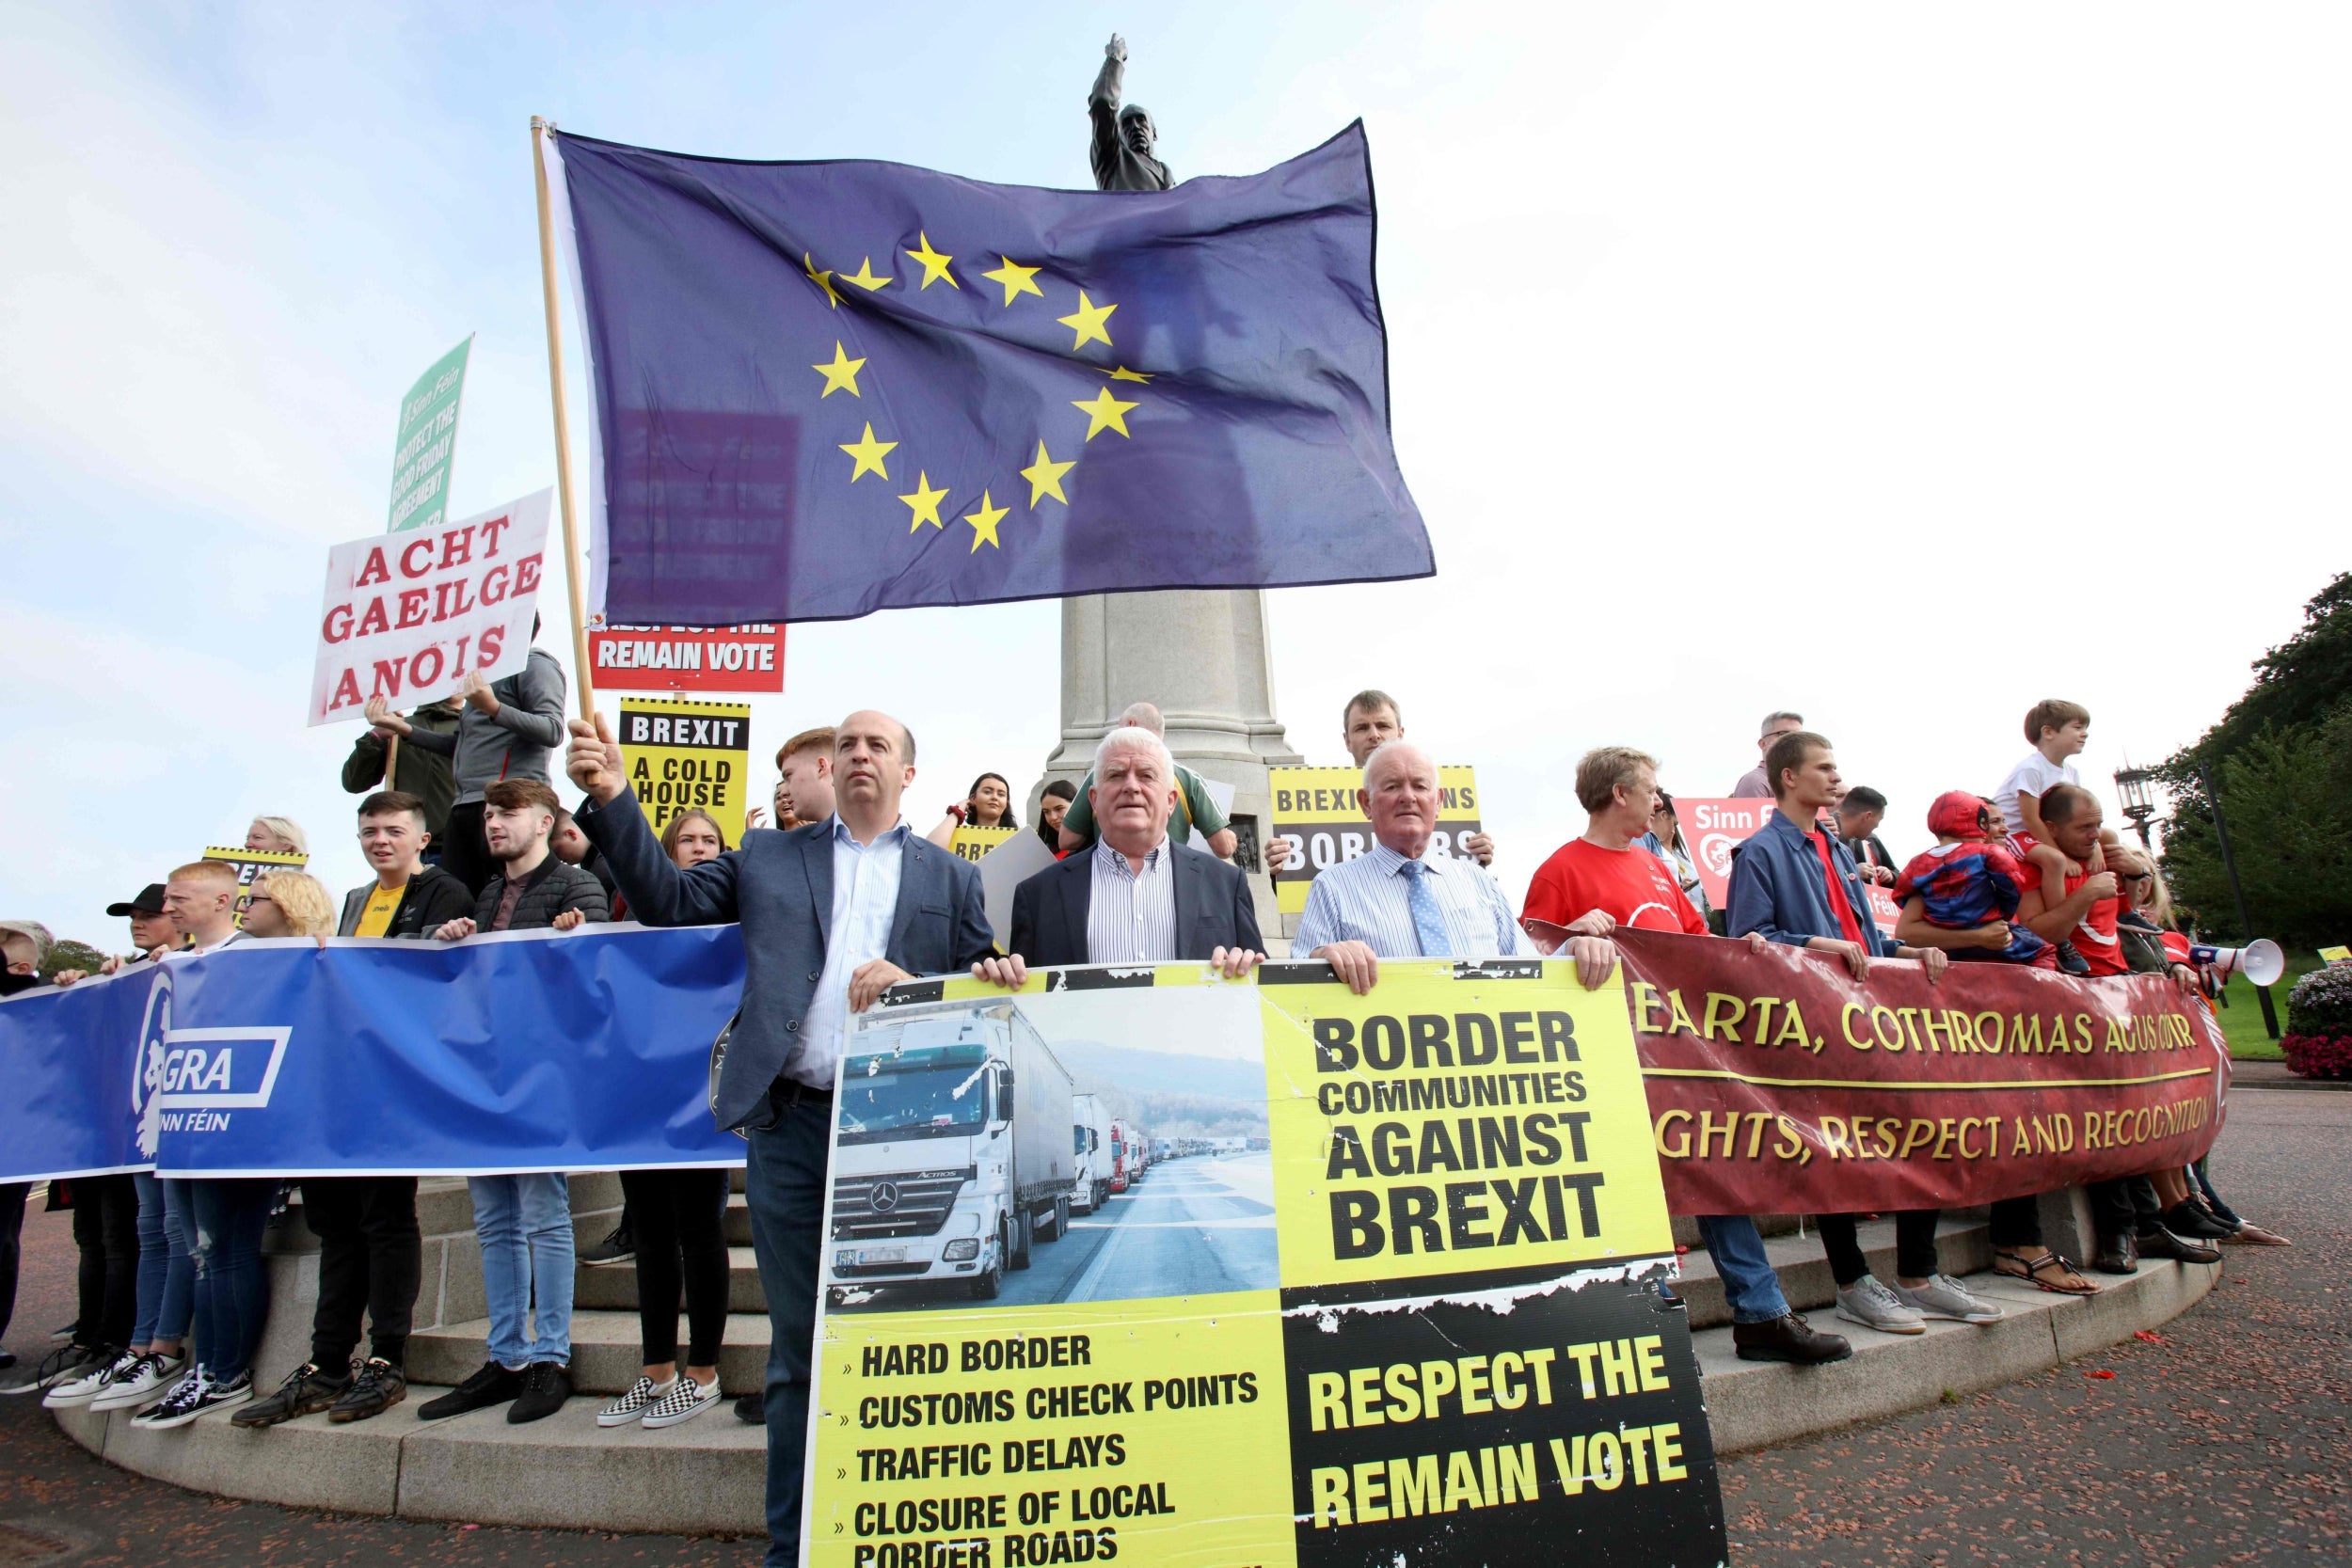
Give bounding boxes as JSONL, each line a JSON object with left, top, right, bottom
{"left": 1725, "top": 812, "right": 1899, "bottom": 957}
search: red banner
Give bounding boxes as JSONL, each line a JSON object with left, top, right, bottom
{"left": 1615, "top": 929, "right": 2230, "bottom": 1214}
{"left": 587, "top": 623, "right": 785, "bottom": 692}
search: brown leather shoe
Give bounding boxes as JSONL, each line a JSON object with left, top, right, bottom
{"left": 2090, "top": 1230, "right": 2138, "bottom": 1274}
{"left": 2135, "top": 1226, "right": 2222, "bottom": 1265}
{"left": 1732, "top": 1311, "right": 1852, "bottom": 1365}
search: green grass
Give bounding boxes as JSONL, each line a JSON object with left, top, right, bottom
{"left": 2211, "top": 949, "right": 2325, "bottom": 1061}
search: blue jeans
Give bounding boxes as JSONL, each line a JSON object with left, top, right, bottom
{"left": 132, "top": 1173, "right": 196, "bottom": 1348}
{"left": 468, "top": 1174, "right": 573, "bottom": 1367}
{"left": 185, "top": 1179, "right": 276, "bottom": 1381}
{"left": 744, "top": 1090, "right": 834, "bottom": 1568}
{"left": 1696, "top": 1214, "right": 1791, "bottom": 1323}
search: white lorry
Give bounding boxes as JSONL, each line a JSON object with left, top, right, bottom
{"left": 1071, "top": 1092, "right": 1113, "bottom": 1214}
{"left": 827, "top": 1000, "right": 1075, "bottom": 1299}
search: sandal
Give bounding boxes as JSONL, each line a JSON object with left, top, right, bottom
{"left": 2222, "top": 1221, "right": 2292, "bottom": 1247}
{"left": 1994, "top": 1248, "right": 2101, "bottom": 1296}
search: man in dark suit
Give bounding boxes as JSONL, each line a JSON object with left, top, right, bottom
{"left": 566, "top": 708, "right": 991, "bottom": 1567}
{"left": 979, "top": 728, "right": 1263, "bottom": 986}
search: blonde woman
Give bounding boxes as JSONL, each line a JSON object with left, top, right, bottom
{"left": 243, "top": 872, "right": 334, "bottom": 940}
{"left": 246, "top": 817, "right": 310, "bottom": 859}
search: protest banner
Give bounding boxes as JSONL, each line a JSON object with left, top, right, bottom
{"left": 1615, "top": 928, "right": 2229, "bottom": 1215}
{"left": 589, "top": 622, "right": 787, "bottom": 693}
{"left": 617, "top": 695, "right": 754, "bottom": 838}
{"left": 200, "top": 845, "right": 308, "bottom": 924}
{"left": 1674, "top": 797, "right": 1899, "bottom": 935}
{"left": 1270, "top": 765, "right": 1482, "bottom": 915}
{"left": 0, "top": 926, "right": 747, "bottom": 1181}
{"left": 388, "top": 336, "right": 472, "bottom": 533}
{"left": 309, "top": 489, "right": 553, "bottom": 726}
{"left": 801, "top": 960, "right": 1725, "bottom": 1568}
{"left": 948, "top": 824, "right": 1017, "bottom": 863}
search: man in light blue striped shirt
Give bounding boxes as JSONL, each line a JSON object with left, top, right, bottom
{"left": 1294, "top": 742, "right": 1617, "bottom": 994}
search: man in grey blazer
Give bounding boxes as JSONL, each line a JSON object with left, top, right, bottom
{"left": 978, "top": 727, "right": 1263, "bottom": 987}
{"left": 567, "top": 709, "right": 992, "bottom": 1566}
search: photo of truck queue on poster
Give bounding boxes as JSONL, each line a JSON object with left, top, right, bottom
{"left": 805, "top": 960, "right": 1729, "bottom": 1568}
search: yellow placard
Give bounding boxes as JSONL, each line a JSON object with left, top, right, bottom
{"left": 201, "top": 846, "right": 309, "bottom": 926}
{"left": 1268, "top": 765, "right": 1482, "bottom": 914}
{"left": 950, "top": 825, "right": 1018, "bottom": 863}
{"left": 615, "top": 696, "right": 754, "bottom": 841}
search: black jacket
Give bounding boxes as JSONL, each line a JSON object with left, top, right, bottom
{"left": 473, "top": 858, "right": 611, "bottom": 931}
{"left": 341, "top": 700, "right": 462, "bottom": 838}
{"left": 1009, "top": 840, "right": 1262, "bottom": 968}
{"left": 338, "top": 865, "right": 474, "bottom": 938}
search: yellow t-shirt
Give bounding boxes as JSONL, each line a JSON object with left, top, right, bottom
{"left": 354, "top": 883, "right": 405, "bottom": 938}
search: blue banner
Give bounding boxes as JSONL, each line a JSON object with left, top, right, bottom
{"left": 550, "top": 124, "right": 1429, "bottom": 626}
{"left": 0, "top": 927, "right": 748, "bottom": 1181}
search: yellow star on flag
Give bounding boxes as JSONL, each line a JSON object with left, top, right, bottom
{"left": 842, "top": 257, "right": 893, "bottom": 293}
{"left": 980, "top": 257, "right": 1044, "bottom": 307}
{"left": 1109, "top": 366, "right": 1153, "bottom": 383}
{"left": 1072, "top": 386, "right": 1139, "bottom": 441}
{"left": 961, "top": 490, "right": 1009, "bottom": 552}
{"left": 838, "top": 422, "right": 898, "bottom": 482}
{"left": 803, "top": 253, "right": 840, "bottom": 309}
{"left": 811, "top": 342, "right": 866, "bottom": 398}
{"left": 1057, "top": 291, "right": 1118, "bottom": 351}
{"left": 899, "top": 472, "right": 950, "bottom": 531}
{"left": 1019, "top": 440, "right": 1076, "bottom": 508}
{"left": 904, "top": 232, "right": 959, "bottom": 290}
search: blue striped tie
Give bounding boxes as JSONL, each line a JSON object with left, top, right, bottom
{"left": 1401, "top": 860, "right": 1452, "bottom": 958}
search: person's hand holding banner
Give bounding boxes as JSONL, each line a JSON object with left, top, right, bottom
{"left": 566, "top": 714, "right": 627, "bottom": 804}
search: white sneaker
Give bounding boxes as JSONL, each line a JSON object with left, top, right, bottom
{"left": 642, "top": 1374, "right": 723, "bottom": 1430}
{"left": 1835, "top": 1275, "right": 1927, "bottom": 1335}
{"left": 131, "top": 1368, "right": 213, "bottom": 1430}
{"left": 1895, "top": 1274, "right": 2004, "bottom": 1323}
{"left": 597, "top": 1375, "right": 670, "bottom": 1428}
{"left": 44, "top": 1349, "right": 137, "bottom": 1409}
{"left": 89, "top": 1352, "right": 186, "bottom": 1413}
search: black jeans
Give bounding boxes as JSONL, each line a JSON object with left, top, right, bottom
{"left": 0, "top": 1182, "right": 26, "bottom": 1344}
{"left": 620, "top": 1167, "right": 731, "bottom": 1368}
{"left": 438, "top": 801, "right": 494, "bottom": 898}
{"left": 2087, "top": 1176, "right": 2161, "bottom": 1238}
{"left": 304, "top": 1176, "right": 421, "bottom": 1369}
{"left": 1817, "top": 1210, "right": 1941, "bottom": 1285}
{"left": 72, "top": 1175, "right": 141, "bottom": 1350}
{"left": 1988, "top": 1195, "right": 2044, "bottom": 1249}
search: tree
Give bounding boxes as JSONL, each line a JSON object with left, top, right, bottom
{"left": 2160, "top": 572, "right": 2352, "bottom": 945}
{"left": 40, "top": 939, "right": 108, "bottom": 982}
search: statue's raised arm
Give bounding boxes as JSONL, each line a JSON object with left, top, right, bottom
{"left": 1088, "top": 33, "right": 1171, "bottom": 192}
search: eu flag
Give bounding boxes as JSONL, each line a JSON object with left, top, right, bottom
{"left": 546, "top": 124, "right": 1430, "bottom": 626}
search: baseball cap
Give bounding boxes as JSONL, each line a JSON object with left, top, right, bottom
{"left": 106, "top": 883, "right": 169, "bottom": 918}
{"left": 0, "top": 919, "right": 55, "bottom": 964}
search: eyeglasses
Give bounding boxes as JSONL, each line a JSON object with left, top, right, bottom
{"left": 2116, "top": 872, "right": 2152, "bottom": 883}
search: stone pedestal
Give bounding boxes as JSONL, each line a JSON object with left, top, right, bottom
{"left": 1041, "top": 588, "right": 1302, "bottom": 938}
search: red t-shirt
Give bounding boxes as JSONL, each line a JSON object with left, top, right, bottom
{"left": 1523, "top": 838, "right": 1708, "bottom": 935}
{"left": 2010, "top": 838, "right": 2125, "bottom": 975}
{"left": 1808, "top": 829, "right": 1869, "bottom": 945}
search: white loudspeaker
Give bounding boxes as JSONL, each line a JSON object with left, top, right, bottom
{"left": 2190, "top": 938, "right": 2285, "bottom": 987}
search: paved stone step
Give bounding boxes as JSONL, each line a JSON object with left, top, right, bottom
{"left": 1672, "top": 1213, "right": 1994, "bottom": 1330}
{"left": 409, "top": 1308, "right": 771, "bottom": 1397}
{"left": 577, "top": 1245, "right": 766, "bottom": 1312}
{"left": 56, "top": 1257, "right": 2216, "bottom": 1534}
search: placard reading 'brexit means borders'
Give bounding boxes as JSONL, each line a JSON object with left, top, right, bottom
{"left": 802, "top": 959, "right": 1724, "bottom": 1568}
{"left": 1269, "top": 766, "right": 1483, "bottom": 915}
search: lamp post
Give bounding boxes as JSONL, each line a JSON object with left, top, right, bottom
{"left": 2112, "top": 765, "right": 2160, "bottom": 851}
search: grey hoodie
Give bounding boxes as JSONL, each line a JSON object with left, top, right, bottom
{"left": 404, "top": 647, "right": 568, "bottom": 803}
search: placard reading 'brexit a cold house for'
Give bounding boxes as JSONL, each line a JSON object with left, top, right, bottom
{"left": 1269, "top": 767, "right": 1483, "bottom": 914}
{"left": 616, "top": 696, "right": 754, "bottom": 838}
{"left": 800, "top": 960, "right": 1724, "bottom": 1568}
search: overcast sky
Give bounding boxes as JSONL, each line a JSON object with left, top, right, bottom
{"left": 3, "top": 2, "right": 2345, "bottom": 945}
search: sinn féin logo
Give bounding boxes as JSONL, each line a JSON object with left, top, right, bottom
{"left": 131, "top": 965, "right": 294, "bottom": 1156}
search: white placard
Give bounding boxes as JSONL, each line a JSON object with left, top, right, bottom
{"left": 308, "top": 490, "right": 553, "bottom": 726}
{"left": 975, "top": 827, "right": 1057, "bottom": 950}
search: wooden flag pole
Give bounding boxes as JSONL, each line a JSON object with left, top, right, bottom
{"left": 383, "top": 734, "right": 401, "bottom": 787}
{"left": 531, "top": 115, "right": 599, "bottom": 725}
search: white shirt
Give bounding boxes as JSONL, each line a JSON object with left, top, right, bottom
{"left": 1994, "top": 752, "right": 2078, "bottom": 834}
{"left": 1086, "top": 836, "right": 1179, "bottom": 964}
{"left": 1294, "top": 842, "right": 1524, "bottom": 959}
{"left": 792, "top": 816, "right": 910, "bottom": 1089}
{"left": 167, "top": 928, "right": 245, "bottom": 960}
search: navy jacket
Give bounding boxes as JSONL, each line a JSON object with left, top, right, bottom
{"left": 1009, "top": 841, "right": 1262, "bottom": 969}
{"left": 578, "top": 788, "right": 993, "bottom": 1132}
{"left": 1725, "top": 812, "right": 1900, "bottom": 958}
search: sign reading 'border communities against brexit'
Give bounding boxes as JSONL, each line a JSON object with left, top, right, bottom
{"left": 308, "top": 490, "right": 553, "bottom": 726}
{"left": 542, "top": 124, "right": 1430, "bottom": 626}
{"left": 803, "top": 961, "right": 1725, "bottom": 1568}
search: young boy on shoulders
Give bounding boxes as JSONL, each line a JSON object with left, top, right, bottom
{"left": 1892, "top": 792, "right": 2056, "bottom": 966}
{"left": 1994, "top": 700, "right": 2104, "bottom": 882}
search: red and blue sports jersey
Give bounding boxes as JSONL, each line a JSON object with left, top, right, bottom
{"left": 1894, "top": 841, "right": 2056, "bottom": 966}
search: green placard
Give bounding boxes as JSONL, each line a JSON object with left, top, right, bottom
{"left": 388, "top": 336, "right": 472, "bottom": 532}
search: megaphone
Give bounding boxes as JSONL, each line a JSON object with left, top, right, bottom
{"left": 2190, "top": 938, "right": 2285, "bottom": 987}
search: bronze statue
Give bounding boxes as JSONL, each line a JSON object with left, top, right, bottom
{"left": 1088, "top": 34, "right": 1169, "bottom": 192}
